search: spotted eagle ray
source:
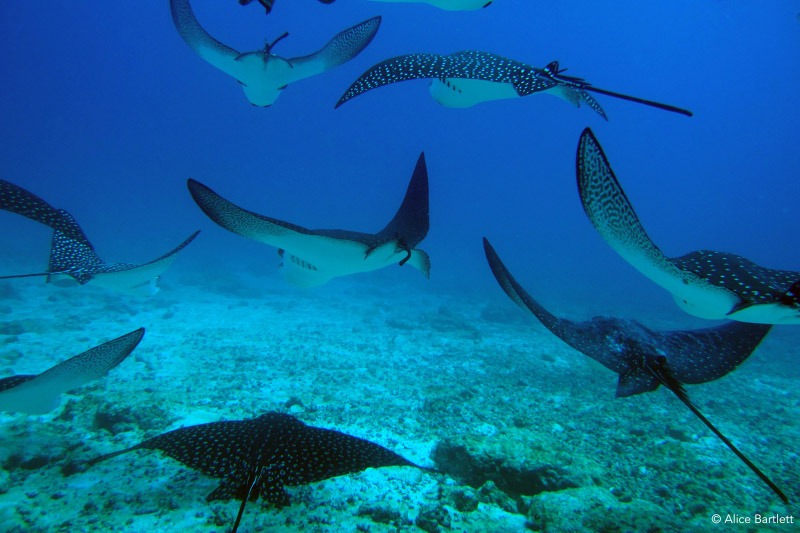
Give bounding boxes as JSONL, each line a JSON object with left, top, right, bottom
{"left": 483, "top": 237, "right": 787, "bottom": 503}
{"left": 238, "top": 0, "right": 335, "bottom": 15}
{"left": 187, "top": 153, "right": 430, "bottom": 287}
{"left": 171, "top": 0, "right": 380, "bottom": 107}
{"left": 367, "top": 0, "right": 493, "bottom": 10}
{"left": 0, "top": 328, "right": 144, "bottom": 415}
{"left": 576, "top": 128, "right": 800, "bottom": 324}
{"left": 87, "top": 411, "right": 426, "bottom": 532}
{"left": 336, "top": 52, "right": 692, "bottom": 118}
{"left": 0, "top": 179, "right": 198, "bottom": 297}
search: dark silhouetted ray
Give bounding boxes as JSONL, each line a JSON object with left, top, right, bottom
{"left": 172, "top": 0, "right": 379, "bottom": 107}
{"left": 372, "top": 152, "right": 430, "bottom": 257}
{"left": 0, "top": 328, "right": 144, "bottom": 414}
{"left": 238, "top": 0, "right": 335, "bottom": 15}
{"left": 336, "top": 52, "right": 692, "bottom": 118}
{"left": 187, "top": 153, "right": 430, "bottom": 287}
{"left": 88, "top": 412, "right": 424, "bottom": 532}
{"left": 577, "top": 128, "right": 799, "bottom": 324}
{"left": 0, "top": 179, "right": 199, "bottom": 296}
{"left": 363, "top": 0, "right": 491, "bottom": 10}
{"left": 483, "top": 237, "right": 786, "bottom": 503}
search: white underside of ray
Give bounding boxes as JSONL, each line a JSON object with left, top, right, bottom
{"left": 428, "top": 78, "right": 583, "bottom": 109}
{"left": 0, "top": 357, "right": 120, "bottom": 415}
{"left": 368, "top": 0, "right": 488, "bottom": 10}
{"left": 87, "top": 262, "right": 170, "bottom": 297}
{"left": 231, "top": 54, "right": 316, "bottom": 107}
{"left": 0, "top": 382, "right": 61, "bottom": 415}
{"left": 190, "top": 174, "right": 428, "bottom": 287}
{"left": 195, "top": 47, "right": 315, "bottom": 107}
{"left": 171, "top": 0, "right": 331, "bottom": 107}
{"left": 597, "top": 208, "right": 800, "bottom": 323}
{"left": 719, "top": 301, "right": 800, "bottom": 325}
{"left": 270, "top": 232, "right": 423, "bottom": 288}
{"left": 544, "top": 85, "right": 586, "bottom": 107}
{"left": 428, "top": 78, "right": 518, "bottom": 107}
{"left": 607, "top": 244, "right": 740, "bottom": 320}
{"left": 580, "top": 132, "right": 755, "bottom": 321}
{"left": 0, "top": 329, "right": 140, "bottom": 414}
{"left": 592, "top": 196, "right": 794, "bottom": 322}
{"left": 49, "top": 254, "right": 181, "bottom": 297}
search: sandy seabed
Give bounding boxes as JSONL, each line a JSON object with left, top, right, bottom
{"left": 0, "top": 266, "right": 797, "bottom": 532}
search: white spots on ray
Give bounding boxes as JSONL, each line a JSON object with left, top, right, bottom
{"left": 106, "top": 412, "right": 417, "bottom": 507}
{"left": 672, "top": 250, "right": 800, "bottom": 303}
{"left": 338, "top": 51, "right": 562, "bottom": 106}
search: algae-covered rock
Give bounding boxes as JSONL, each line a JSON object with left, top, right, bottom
{"left": 415, "top": 504, "right": 452, "bottom": 532}
{"left": 526, "top": 486, "right": 676, "bottom": 532}
{"left": 357, "top": 504, "right": 411, "bottom": 527}
{"left": 432, "top": 441, "right": 584, "bottom": 497}
{"left": 477, "top": 481, "right": 517, "bottom": 513}
{"left": 449, "top": 487, "right": 479, "bottom": 512}
{"left": 0, "top": 469, "right": 10, "bottom": 494}
{"left": 92, "top": 402, "right": 176, "bottom": 436}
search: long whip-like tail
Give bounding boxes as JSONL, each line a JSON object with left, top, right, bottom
{"left": 232, "top": 466, "right": 260, "bottom": 533}
{"left": 672, "top": 390, "right": 788, "bottom": 503}
{"left": 582, "top": 86, "right": 693, "bottom": 116}
{"left": 650, "top": 360, "right": 788, "bottom": 503}
{"left": 541, "top": 61, "right": 692, "bottom": 117}
{"left": 0, "top": 272, "right": 51, "bottom": 280}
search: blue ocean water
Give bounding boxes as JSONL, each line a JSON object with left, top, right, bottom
{"left": 0, "top": 1, "right": 798, "bottom": 531}
{"left": 2, "top": 2, "right": 799, "bottom": 298}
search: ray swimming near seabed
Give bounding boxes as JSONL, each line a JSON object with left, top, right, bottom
{"left": 187, "top": 153, "right": 430, "bottom": 287}
{"left": 0, "top": 328, "right": 144, "bottom": 415}
{"left": 171, "top": 0, "right": 380, "bottom": 106}
{"left": 483, "top": 237, "right": 787, "bottom": 503}
{"left": 336, "top": 52, "right": 693, "bottom": 118}
{"left": 576, "top": 128, "right": 800, "bottom": 324}
{"left": 84, "top": 411, "right": 429, "bottom": 533}
{"left": 0, "top": 179, "right": 199, "bottom": 297}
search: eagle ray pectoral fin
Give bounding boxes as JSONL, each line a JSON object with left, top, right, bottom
{"left": 778, "top": 279, "right": 800, "bottom": 307}
{"left": 615, "top": 368, "right": 660, "bottom": 397}
{"left": 270, "top": 54, "right": 294, "bottom": 70}
{"left": 576, "top": 89, "right": 608, "bottom": 120}
{"left": 0, "top": 179, "right": 93, "bottom": 245}
{"left": 170, "top": 0, "right": 245, "bottom": 79}
{"left": 405, "top": 249, "right": 430, "bottom": 278}
{"left": 576, "top": 128, "right": 684, "bottom": 287}
{"left": 206, "top": 476, "right": 243, "bottom": 502}
{"left": 0, "top": 328, "right": 144, "bottom": 414}
{"left": 84, "top": 231, "right": 198, "bottom": 297}
{"left": 129, "top": 230, "right": 200, "bottom": 270}
{"left": 726, "top": 299, "right": 756, "bottom": 316}
{"left": 288, "top": 16, "right": 381, "bottom": 81}
{"left": 336, "top": 53, "right": 445, "bottom": 108}
{"left": 187, "top": 179, "right": 309, "bottom": 247}
{"left": 258, "top": 469, "right": 290, "bottom": 507}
